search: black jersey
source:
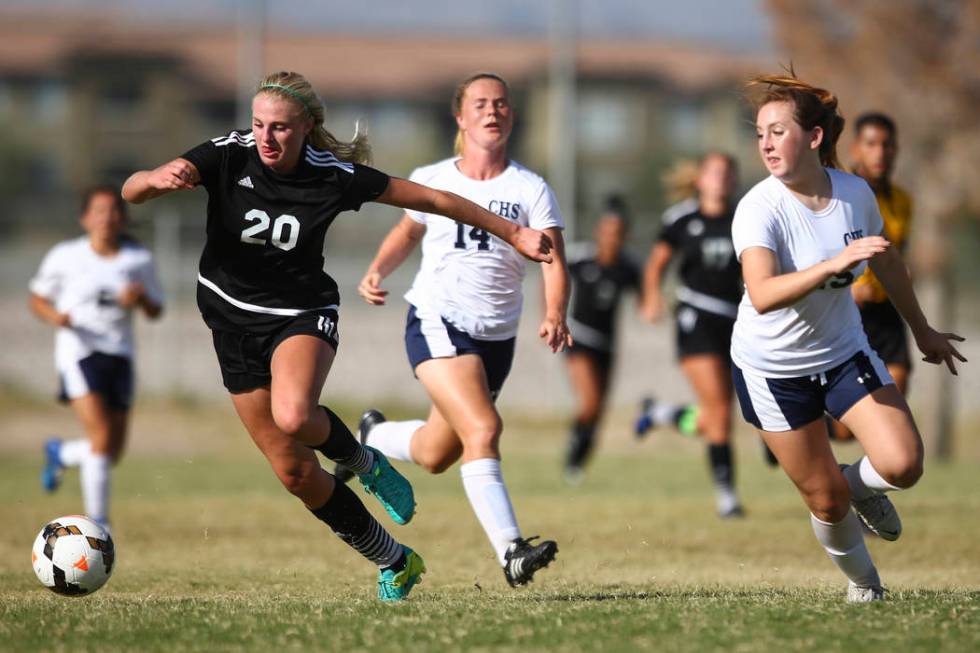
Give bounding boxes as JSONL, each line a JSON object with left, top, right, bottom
{"left": 181, "top": 130, "right": 389, "bottom": 333}
{"left": 657, "top": 209, "right": 741, "bottom": 309}
{"left": 567, "top": 245, "right": 640, "bottom": 350}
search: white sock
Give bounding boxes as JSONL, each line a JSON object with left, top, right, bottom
{"left": 460, "top": 458, "right": 522, "bottom": 565}
{"left": 844, "top": 456, "right": 901, "bottom": 501}
{"left": 81, "top": 451, "right": 111, "bottom": 525}
{"left": 651, "top": 402, "right": 682, "bottom": 427}
{"left": 810, "top": 512, "right": 880, "bottom": 587}
{"left": 364, "top": 420, "right": 424, "bottom": 463}
{"left": 59, "top": 439, "right": 89, "bottom": 467}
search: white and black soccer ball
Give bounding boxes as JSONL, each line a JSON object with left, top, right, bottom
{"left": 32, "top": 515, "right": 115, "bottom": 596}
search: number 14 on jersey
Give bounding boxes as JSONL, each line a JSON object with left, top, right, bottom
{"left": 454, "top": 223, "right": 492, "bottom": 251}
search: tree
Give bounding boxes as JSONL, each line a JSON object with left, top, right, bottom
{"left": 766, "top": 0, "right": 980, "bottom": 458}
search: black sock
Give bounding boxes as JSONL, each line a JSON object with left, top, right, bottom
{"left": 309, "top": 481, "right": 402, "bottom": 568}
{"left": 761, "top": 440, "right": 779, "bottom": 468}
{"left": 566, "top": 420, "right": 597, "bottom": 469}
{"left": 707, "top": 443, "right": 734, "bottom": 489}
{"left": 311, "top": 407, "right": 373, "bottom": 473}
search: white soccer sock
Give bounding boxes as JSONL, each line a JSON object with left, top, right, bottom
{"left": 843, "top": 456, "right": 901, "bottom": 501}
{"left": 81, "top": 451, "right": 111, "bottom": 525}
{"left": 651, "top": 402, "right": 682, "bottom": 427}
{"left": 810, "top": 512, "right": 880, "bottom": 587}
{"left": 59, "top": 439, "right": 90, "bottom": 467}
{"left": 364, "top": 420, "right": 424, "bottom": 463}
{"left": 460, "top": 458, "right": 522, "bottom": 565}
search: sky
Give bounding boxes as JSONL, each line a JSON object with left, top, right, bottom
{"left": 8, "top": 0, "right": 773, "bottom": 51}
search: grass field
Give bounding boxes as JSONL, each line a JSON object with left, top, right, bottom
{"left": 1, "top": 397, "right": 979, "bottom": 652}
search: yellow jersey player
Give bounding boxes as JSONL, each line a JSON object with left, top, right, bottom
{"left": 830, "top": 112, "right": 912, "bottom": 441}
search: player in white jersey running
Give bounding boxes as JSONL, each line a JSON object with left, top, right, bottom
{"left": 346, "top": 73, "right": 571, "bottom": 588}
{"left": 31, "top": 185, "right": 165, "bottom": 531}
{"left": 732, "top": 73, "right": 965, "bottom": 602}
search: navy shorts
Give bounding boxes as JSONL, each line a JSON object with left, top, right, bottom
{"left": 211, "top": 308, "right": 340, "bottom": 393}
{"left": 58, "top": 352, "right": 134, "bottom": 411}
{"left": 404, "top": 305, "right": 516, "bottom": 398}
{"left": 732, "top": 349, "right": 894, "bottom": 432}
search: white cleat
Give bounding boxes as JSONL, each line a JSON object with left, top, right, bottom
{"left": 841, "top": 464, "right": 902, "bottom": 541}
{"left": 847, "top": 581, "right": 885, "bottom": 603}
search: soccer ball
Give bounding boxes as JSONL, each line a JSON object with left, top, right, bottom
{"left": 31, "top": 515, "right": 115, "bottom": 596}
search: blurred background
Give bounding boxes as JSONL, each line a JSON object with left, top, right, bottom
{"left": 0, "top": 0, "right": 977, "bottom": 457}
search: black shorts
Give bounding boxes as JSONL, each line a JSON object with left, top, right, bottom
{"left": 565, "top": 342, "right": 613, "bottom": 373}
{"left": 211, "top": 308, "right": 340, "bottom": 393}
{"left": 675, "top": 303, "right": 735, "bottom": 361}
{"left": 404, "top": 305, "right": 515, "bottom": 399}
{"left": 58, "top": 352, "right": 133, "bottom": 411}
{"left": 860, "top": 301, "right": 911, "bottom": 368}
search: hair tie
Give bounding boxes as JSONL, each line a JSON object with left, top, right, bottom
{"left": 258, "top": 83, "right": 315, "bottom": 117}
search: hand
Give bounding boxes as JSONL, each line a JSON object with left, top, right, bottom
{"left": 55, "top": 312, "right": 71, "bottom": 328}
{"left": 640, "top": 294, "right": 665, "bottom": 324}
{"left": 829, "top": 236, "right": 889, "bottom": 275}
{"left": 357, "top": 270, "right": 388, "bottom": 305}
{"left": 539, "top": 313, "right": 573, "bottom": 353}
{"left": 512, "top": 227, "right": 553, "bottom": 263}
{"left": 146, "top": 159, "right": 197, "bottom": 191}
{"left": 117, "top": 282, "right": 146, "bottom": 308}
{"left": 915, "top": 327, "right": 967, "bottom": 375}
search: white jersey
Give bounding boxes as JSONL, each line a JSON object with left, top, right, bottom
{"left": 730, "top": 168, "right": 884, "bottom": 377}
{"left": 403, "top": 157, "right": 564, "bottom": 340}
{"left": 29, "top": 237, "right": 164, "bottom": 366}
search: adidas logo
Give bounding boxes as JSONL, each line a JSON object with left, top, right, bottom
{"left": 238, "top": 176, "right": 254, "bottom": 189}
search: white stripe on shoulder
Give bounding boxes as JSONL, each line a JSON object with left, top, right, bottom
{"left": 197, "top": 274, "right": 338, "bottom": 316}
{"left": 305, "top": 147, "right": 342, "bottom": 162}
{"left": 305, "top": 154, "right": 354, "bottom": 173}
{"left": 212, "top": 131, "right": 256, "bottom": 148}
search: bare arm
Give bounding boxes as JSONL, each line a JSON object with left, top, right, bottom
{"left": 357, "top": 215, "right": 426, "bottom": 306}
{"left": 870, "top": 245, "right": 966, "bottom": 374}
{"left": 118, "top": 283, "right": 164, "bottom": 320}
{"left": 640, "top": 242, "right": 673, "bottom": 323}
{"left": 376, "top": 178, "right": 552, "bottom": 263}
{"left": 29, "top": 293, "right": 70, "bottom": 328}
{"left": 538, "top": 227, "right": 572, "bottom": 352}
{"left": 122, "top": 158, "right": 200, "bottom": 204}
{"left": 740, "top": 236, "right": 890, "bottom": 314}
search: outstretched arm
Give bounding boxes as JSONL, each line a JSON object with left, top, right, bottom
{"left": 870, "top": 245, "right": 966, "bottom": 374}
{"left": 376, "top": 177, "right": 553, "bottom": 263}
{"left": 358, "top": 215, "right": 426, "bottom": 305}
{"left": 122, "top": 158, "right": 200, "bottom": 204}
{"left": 640, "top": 242, "right": 673, "bottom": 323}
{"left": 740, "top": 236, "right": 890, "bottom": 314}
{"left": 539, "top": 227, "right": 572, "bottom": 352}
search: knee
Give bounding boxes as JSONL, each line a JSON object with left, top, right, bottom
{"left": 274, "top": 461, "right": 319, "bottom": 497}
{"left": 877, "top": 454, "right": 924, "bottom": 489}
{"left": 804, "top": 478, "right": 851, "bottom": 523}
{"left": 271, "top": 399, "right": 315, "bottom": 438}
{"left": 461, "top": 415, "right": 503, "bottom": 456}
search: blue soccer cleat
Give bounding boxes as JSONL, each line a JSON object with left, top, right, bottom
{"left": 634, "top": 398, "right": 655, "bottom": 439}
{"left": 41, "top": 437, "right": 64, "bottom": 493}
{"left": 377, "top": 547, "right": 426, "bottom": 602}
{"left": 358, "top": 446, "right": 416, "bottom": 525}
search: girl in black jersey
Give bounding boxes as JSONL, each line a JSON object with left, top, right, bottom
{"left": 563, "top": 196, "right": 640, "bottom": 481}
{"left": 636, "top": 152, "right": 746, "bottom": 518}
{"left": 121, "top": 71, "right": 554, "bottom": 602}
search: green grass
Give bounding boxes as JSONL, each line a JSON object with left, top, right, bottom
{"left": 1, "top": 404, "right": 979, "bottom": 652}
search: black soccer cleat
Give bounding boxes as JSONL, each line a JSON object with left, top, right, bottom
{"left": 333, "top": 409, "right": 387, "bottom": 483}
{"left": 503, "top": 536, "right": 558, "bottom": 587}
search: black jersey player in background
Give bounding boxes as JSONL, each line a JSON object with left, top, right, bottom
{"left": 635, "top": 152, "right": 748, "bottom": 518}
{"left": 562, "top": 196, "right": 640, "bottom": 482}
{"left": 121, "top": 71, "right": 554, "bottom": 602}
